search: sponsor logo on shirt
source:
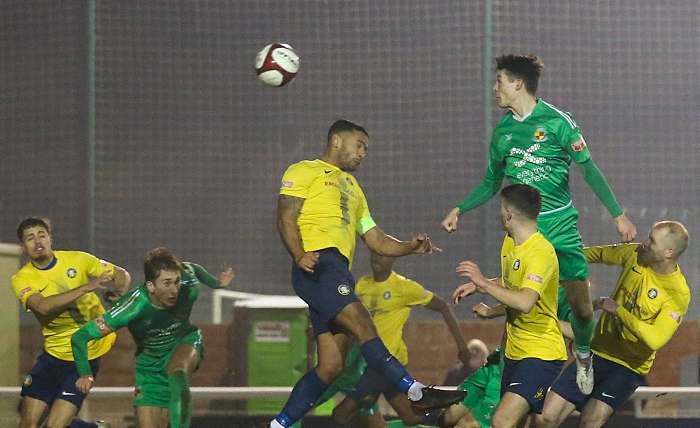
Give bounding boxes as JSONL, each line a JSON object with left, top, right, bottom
{"left": 19, "top": 287, "right": 32, "bottom": 299}
{"left": 526, "top": 274, "right": 543, "bottom": 283}
{"left": 282, "top": 181, "right": 293, "bottom": 188}
{"left": 67, "top": 268, "right": 77, "bottom": 278}
{"left": 647, "top": 288, "right": 658, "bottom": 299}
{"left": 670, "top": 312, "right": 681, "bottom": 324}
{"left": 95, "top": 315, "right": 113, "bottom": 335}
{"left": 571, "top": 140, "right": 587, "bottom": 152}
{"left": 533, "top": 127, "right": 548, "bottom": 142}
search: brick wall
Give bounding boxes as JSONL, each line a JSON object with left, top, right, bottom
{"left": 19, "top": 319, "right": 700, "bottom": 388}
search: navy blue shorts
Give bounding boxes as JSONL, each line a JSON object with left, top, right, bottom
{"left": 291, "top": 248, "right": 360, "bottom": 336}
{"left": 345, "top": 366, "right": 403, "bottom": 407}
{"left": 501, "top": 357, "right": 564, "bottom": 414}
{"left": 550, "top": 355, "right": 646, "bottom": 411}
{"left": 21, "top": 351, "right": 101, "bottom": 409}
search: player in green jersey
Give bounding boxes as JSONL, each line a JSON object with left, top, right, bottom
{"left": 442, "top": 54, "right": 637, "bottom": 395}
{"left": 70, "top": 247, "right": 234, "bottom": 428}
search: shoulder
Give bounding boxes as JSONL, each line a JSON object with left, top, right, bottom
{"left": 537, "top": 100, "right": 578, "bottom": 129}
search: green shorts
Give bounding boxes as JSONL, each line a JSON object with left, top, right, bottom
{"left": 133, "top": 329, "right": 204, "bottom": 408}
{"left": 458, "top": 363, "right": 502, "bottom": 428}
{"left": 537, "top": 204, "right": 589, "bottom": 282}
{"left": 557, "top": 286, "right": 572, "bottom": 322}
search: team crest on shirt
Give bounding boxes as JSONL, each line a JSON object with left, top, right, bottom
{"left": 533, "top": 127, "right": 547, "bottom": 142}
{"left": 512, "top": 259, "right": 521, "bottom": 271}
{"left": 23, "top": 375, "right": 32, "bottom": 386}
{"left": 338, "top": 284, "right": 351, "bottom": 296}
{"left": 134, "top": 386, "right": 142, "bottom": 398}
{"left": 647, "top": 288, "right": 658, "bottom": 299}
{"left": 383, "top": 291, "right": 391, "bottom": 300}
{"left": 346, "top": 177, "right": 353, "bottom": 186}
{"left": 67, "top": 268, "right": 77, "bottom": 278}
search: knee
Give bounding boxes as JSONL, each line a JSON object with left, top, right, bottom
{"left": 331, "top": 403, "right": 353, "bottom": 424}
{"left": 316, "top": 361, "right": 344, "bottom": 383}
{"left": 534, "top": 412, "right": 558, "bottom": 428}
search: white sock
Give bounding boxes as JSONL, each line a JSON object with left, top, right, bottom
{"left": 270, "top": 420, "right": 284, "bottom": 428}
{"left": 407, "top": 381, "right": 426, "bottom": 401}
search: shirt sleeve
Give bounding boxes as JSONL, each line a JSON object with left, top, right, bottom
{"left": 402, "top": 279, "right": 433, "bottom": 307}
{"left": 71, "top": 321, "right": 106, "bottom": 376}
{"left": 80, "top": 251, "right": 116, "bottom": 278}
{"left": 614, "top": 298, "right": 687, "bottom": 351}
{"left": 279, "top": 162, "right": 313, "bottom": 198}
{"left": 584, "top": 244, "right": 634, "bottom": 265}
{"left": 188, "top": 262, "right": 222, "bottom": 289}
{"left": 520, "top": 247, "right": 557, "bottom": 295}
{"left": 11, "top": 272, "right": 40, "bottom": 309}
{"left": 577, "top": 158, "right": 623, "bottom": 218}
{"left": 457, "top": 140, "right": 504, "bottom": 215}
{"left": 354, "top": 183, "right": 374, "bottom": 236}
{"left": 554, "top": 111, "right": 588, "bottom": 164}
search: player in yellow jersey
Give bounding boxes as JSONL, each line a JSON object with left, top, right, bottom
{"left": 537, "top": 221, "right": 690, "bottom": 428}
{"left": 270, "top": 120, "right": 465, "bottom": 428}
{"left": 11, "top": 217, "right": 131, "bottom": 428}
{"left": 453, "top": 184, "right": 567, "bottom": 428}
{"left": 332, "top": 251, "right": 471, "bottom": 426}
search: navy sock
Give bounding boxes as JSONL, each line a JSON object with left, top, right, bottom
{"left": 276, "top": 369, "right": 329, "bottom": 427}
{"left": 68, "top": 420, "right": 98, "bottom": 428}
{"left": 359, "top": 337, "right": 414, "bottom": 392}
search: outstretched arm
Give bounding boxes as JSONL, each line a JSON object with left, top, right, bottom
{"left": 71, "top": 320, "right": 111, "bottom": 393}
{"left": 26, "top": 272, "right": 110, "bottom": 316}
{"left": 190, "top": 263, "right": 234, "bottom": 289}
{"left": 360, "top": 226, "right": 439, "bottom": 257}
{"left": 457, "top": 261, "right": 539, "bottom": 313}
{"left": 578, "top": 157, "right": 636, "bottom": 242}
{"left": 425, "top": 295, "right": 470, "bottom": 364}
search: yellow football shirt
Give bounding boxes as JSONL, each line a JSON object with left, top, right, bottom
{"left": 11, "top": 251, "right": 117, "bottom": 361}
{"left": 501, "top": 233, "right": 566, "bottom": 361}
{"left": 280, "top": 159, "right": 372, "bottom": 266}
{"left": 355, "top": 271, "right": 433, "bottom": 364}
{"left": 587, "top": 244, "right": 690, "bottom": 375}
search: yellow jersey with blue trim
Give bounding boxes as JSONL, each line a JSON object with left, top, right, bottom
{"left": 587, "top": 244, "right": 690, "bottom": 375}
{"left": 280, "top": 159, "right": 373, "bottom": 267}
{"left": 355, "top": 271, "right": 433, "bottom": 364}
{"left": 501, "top": 233, "right": 566, "bottom": 361}
{"left": 11, "top": 251, "right": 117, "bottom": 361}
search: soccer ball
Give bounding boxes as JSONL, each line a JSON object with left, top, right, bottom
{"left": 254, "top": 43, "right": 299, "bottom": 87}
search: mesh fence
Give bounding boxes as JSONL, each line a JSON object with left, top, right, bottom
{"left": 1, "top": 0, "right": 699, "bottom": 323}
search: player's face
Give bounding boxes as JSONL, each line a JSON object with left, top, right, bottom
{"left": 337, "top": 131, "right": 368, "bottom": 172}
{"left": 493, "top": 69, "right": 519, "bottom": 109}
{"left": 21, "top": 226, "right": 53, "bottom": 263}
{"left": 370, "top": 252, "right": 395, "bottom": 277}
{"left": 147, "top": 269, "right": 181, "bottom": 308}
{"left": 636, "top": 227, "right": 670, "bottom": 267}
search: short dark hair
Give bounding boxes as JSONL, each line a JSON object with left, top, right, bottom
{"left": 495, "top": 54, "right": 544, "bottom": 95}
{"left": 17, "top": 217, "right": 51, "bottom": 242}
{"left": 327, "top": 119, "right": 369, "bottom": 144}
{"left": 144, "top": 247, "right": 182, "bottom": 283}
{"left": 500, "top": 184, "right": 542, "bottom": 220}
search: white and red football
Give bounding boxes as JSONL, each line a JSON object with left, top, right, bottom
{"left": 254, "top": 43, "right": 299, "bottom": 87}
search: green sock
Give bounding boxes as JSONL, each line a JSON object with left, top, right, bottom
{"left": 569, "top": 313, "right": 595, "bottom": 355}
{"left": 168, "top": 370, "right": 192, "bottom": 428}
